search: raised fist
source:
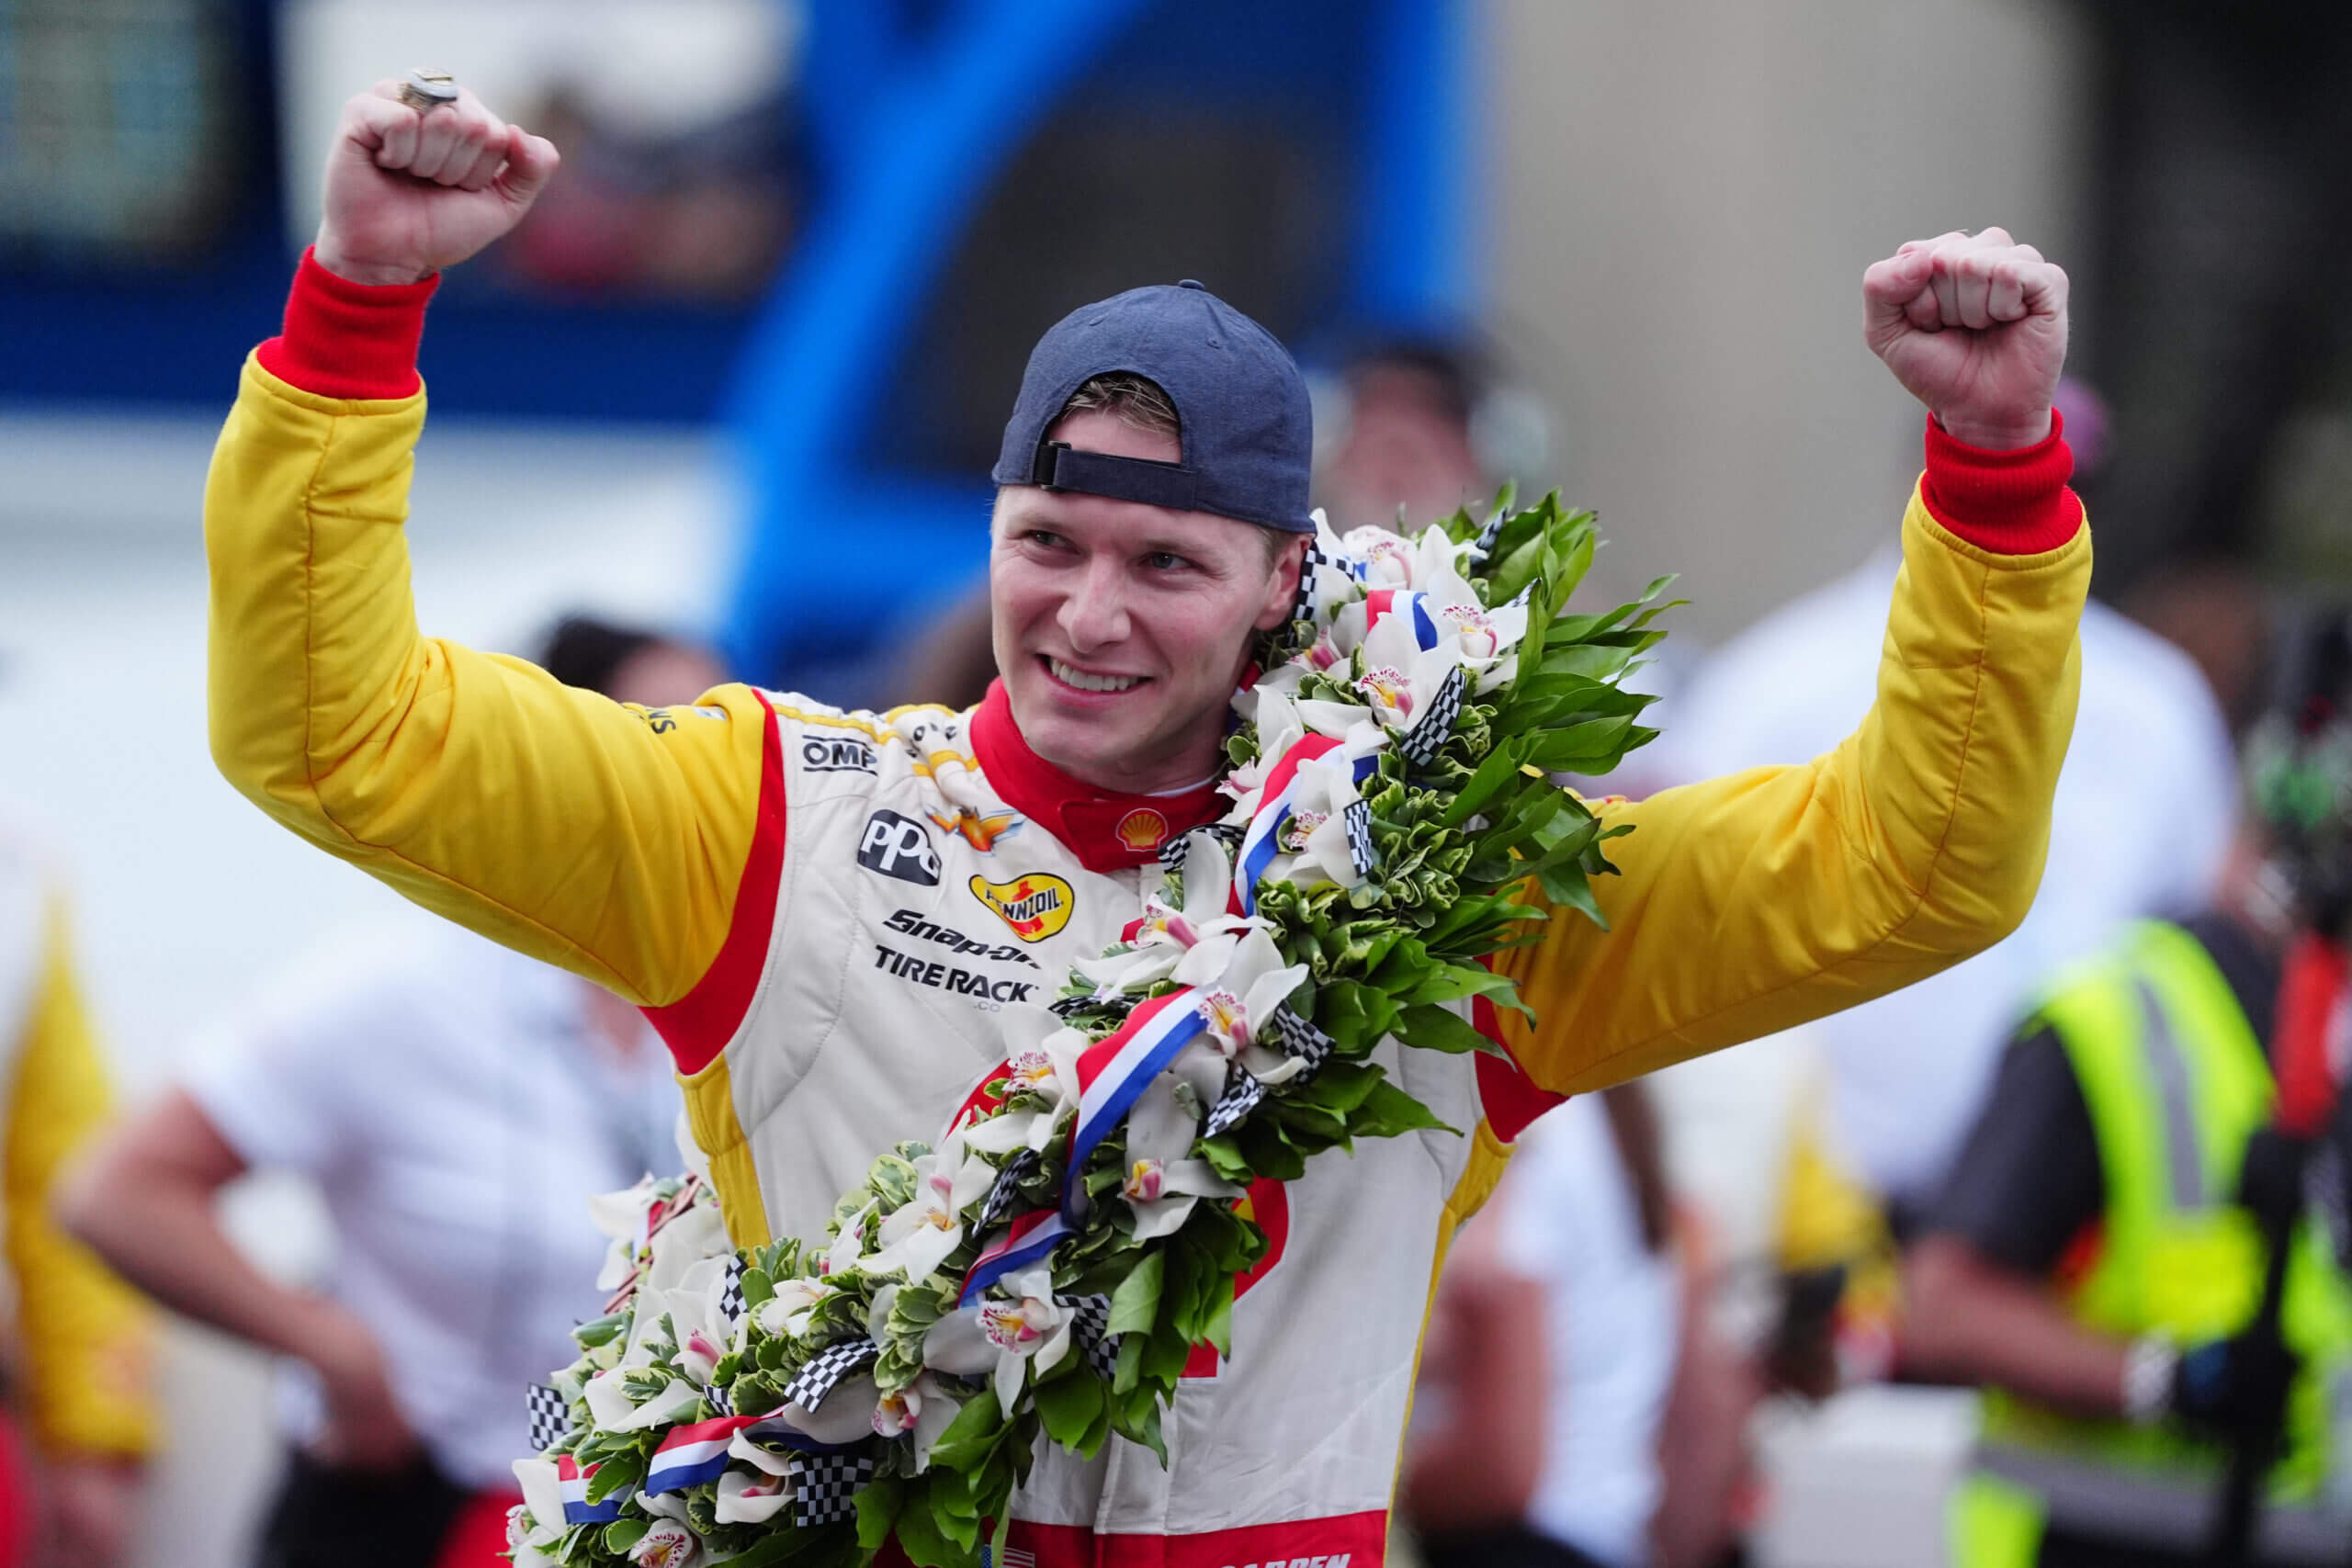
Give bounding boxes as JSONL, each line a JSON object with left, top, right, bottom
{"left": 1862, "top": 228, "right": 2069, "bottom": 451}
{"left": 312, "top": 80, "right": 560, "bottom": 287}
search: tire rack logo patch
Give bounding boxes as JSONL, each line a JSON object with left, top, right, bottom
{"left": 968, "top": 873, "right": 1075, "bottom": 942}
{"left": 857, "top": 810, "right": 941, "bottom": 886}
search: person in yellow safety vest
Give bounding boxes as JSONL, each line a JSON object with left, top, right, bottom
{"left": 1903, "top": 617, "right": 2352, "bottom": 1568}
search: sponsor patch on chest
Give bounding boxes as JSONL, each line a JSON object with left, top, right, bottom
{"left": 968, "top": 873, "right": 1076, "bottom": 942}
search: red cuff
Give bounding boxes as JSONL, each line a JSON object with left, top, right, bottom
{"left": 1917, "top": 407, "right": 2083, "bottom": 555}
{"left": 253, "top": 247, "right": 438, "bottom": 400}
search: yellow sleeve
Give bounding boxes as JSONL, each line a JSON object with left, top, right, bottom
{"left": 1496, "top": 486, "right": 2088, "bottom": 1092}
{"left": 6, "top": 899, "right": 155, "bottom": 1457}
{"left": 204, "top": 356, "right": 770, "bottom": 1005}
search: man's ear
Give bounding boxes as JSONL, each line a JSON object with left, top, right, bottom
{"left": 1253, "top": 535, "right": 1310, "bottom": 632}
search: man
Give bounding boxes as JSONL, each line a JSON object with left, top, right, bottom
{"left": 1903, "top": 633, "right": 2352, "bottom": 1568}
{"left": 205, "top": 78, "right": 2088, "bottom": 1563}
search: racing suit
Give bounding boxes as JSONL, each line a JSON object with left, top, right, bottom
{"left": 204, "top": 254, "right": 2092, "bottom": 1567}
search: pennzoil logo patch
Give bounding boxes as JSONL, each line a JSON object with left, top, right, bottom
{"left": 968, "top": 873, "right": 1075, "bottom": 942}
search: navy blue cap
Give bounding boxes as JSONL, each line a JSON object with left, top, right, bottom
{"left": 991, "top": 280, "right": 1315, "bottom": 533}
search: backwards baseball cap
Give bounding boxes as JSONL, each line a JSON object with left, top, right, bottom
{"left": 991, "top": 280, "right": 1315, "bottom": 533}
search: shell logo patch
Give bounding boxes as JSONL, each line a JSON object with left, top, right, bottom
{"left": 968, "top": 873, "right": 1076, "bottom": 942}
{"left": 1114, "top": 807, "right": 1170, "bottom": 853}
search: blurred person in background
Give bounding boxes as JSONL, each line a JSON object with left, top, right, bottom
{"left": 1902, "top": 613, "right": 2352, "bottom": 1567}
{"left": 58, "top": 619, "right": 715, "bottom": 1568}
{"left": 1405, "top": 1088, "right": 1679, "bottom": 1568}
{"left": 1657, "top": 378, "right": 2238, "bottom": 1223}
{"left": 0, "top": 817, "right": 156, "bottom": 1568}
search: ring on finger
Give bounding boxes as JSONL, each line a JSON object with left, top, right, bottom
{"left": 397, "top": 68, "right": 459, "bottom": 115}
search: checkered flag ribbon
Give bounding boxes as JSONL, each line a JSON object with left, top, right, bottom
{"left": 780, "top": 1337, "right": 879, "bottom": 1411}
{"left": 526, "top": 1382, "right": 571, "bottom": 1454}
{"left": 1059, "top": 1293, "right": 1119, "bottom": 1382}
{"left": 1267, "top": 1005, "right": 1336, "bottom": 1073}
{"left": 788, "top": 1448, "right": 875, "bottom": 1528}
{"left": 1342, "top": 797, "right": 1378, "bottom": 879}
{"left": 1157, "top": 822, "right": 1244, "bottom": 875}
{"left": 719, "top": 1257, "right": 747, "bottom": 1327}
{"left": 977, "top": 1149, "right": 1041, "bottom": 1235}
{"left": 1203, "top": 1061, "right": 1266, "bottom": 1138}
{"left": 1474, "top": 504, "right": 1508, "bottom": 558}
{"left": 1397, "top": 664, "right": 1467, "bottom": 767}
{"left": 1292, "top": 536, "right": 1333, "bottom": 625}
{"left": 1048, "top": 993, "right": 1097, "bottom": 1020}
{"left": 705, "top": 1379, "right": 735, "bottom": 1418}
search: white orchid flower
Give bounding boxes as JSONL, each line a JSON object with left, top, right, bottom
{"left": 1410, "top": 544, "right": 1530, "bottom": 692}
{"left": 819, "top": 1203, "right": 874, "bottom": 1278}
{"left": 508, "top": 1462, "right": 566, "bottom": 1552}
{"left": 1341, "top": 524, "right": 1419, "bottom": 589}
{"left": 868, "top": 1370, "right": 967, "bottom": 1466}
{"left": 1119, "top": 1073, "right": 1245, "bottom": 1241}
{"left": 1074, "top": 836, "right": 1260, "bottom": 994}
{"left": 956, "top": 1008, "right": 1087, "bottom": 1156}
{"left": 1351, "top": 606, "right": 1467, "bottom": 736}
{"left": 861, "top": 1135, "right": 992, "bottom": 1285}
{"left": 583, "top": 1367, "right": 701, "bottom": 1432}
{"left": 922, "top": 1266, "right": 1076, "bottom": 1417}
{"left": 779, "top": 1371, "right": 887, "bottom": 1447}
{"left": 628, "top": 1517, "right": 702, "bottom": 1568}
{"left": 1187, "top": 927, "right": 1314, "bottom": 1081}
{"left": 715, "top": 1466, "right": 791, "bottom": 1526}
{"left": 661, "top": 1256, "right": 734, "bottom": 1385}
{"left": 588, "top": 1175, "right": 666, "bottom": 1292}
{"left": 750, "top": 1276, "right": 831, "bottom": 1344}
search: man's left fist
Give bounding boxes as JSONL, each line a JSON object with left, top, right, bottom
{"left": 1862, "top": 228, "right": 2068, "bottom": 451}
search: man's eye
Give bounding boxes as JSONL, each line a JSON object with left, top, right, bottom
{"left": 1023, "top": 530, "right": 1069, "bottom": 550}
{"left": 1143, "top": 551, "right": 1191, "bottom": 571}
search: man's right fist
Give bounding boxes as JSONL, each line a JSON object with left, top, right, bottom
{"left": 313, "top": 80, "right": 560, "bottom": 287}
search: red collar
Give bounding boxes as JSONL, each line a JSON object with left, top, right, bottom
{"left": 969, "top": 681, "right": 1226, "bottom": 874}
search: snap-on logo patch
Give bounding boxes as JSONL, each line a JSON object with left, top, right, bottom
{"left": 1114, "top": 807, "right": 1170, "bottom": 852}
{"left": 968, "top": 873, "right": 1075, "bottom": 942}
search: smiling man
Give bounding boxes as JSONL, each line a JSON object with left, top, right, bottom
{"left": 207, "top": 79, "right": 2090, "bottom": 1566}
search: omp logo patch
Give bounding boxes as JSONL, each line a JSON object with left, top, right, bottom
{"left": 968, "top": 873, "right": 1075, "bottom": 942}
{"left": 857, "top": 810, "right": 941, "bottom": 886}
{"left": 1114, "top": 807, "right": 1170, "bottom": 852}
{"left": 799, "top": 735, "right": 877, "bottom": 773}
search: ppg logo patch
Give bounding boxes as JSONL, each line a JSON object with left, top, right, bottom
{"left": 801, "top": 736, "right": 878, "bottom": 773}
{"left": 857, "top": 810, "right": 941, "bottom": 886}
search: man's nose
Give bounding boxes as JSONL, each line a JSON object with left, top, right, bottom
{"left": 1058, "top": 555, "right": 1132, "bottom": 650}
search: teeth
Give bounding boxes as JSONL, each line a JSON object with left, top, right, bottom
{"left": 1048, "top": 658, "right": 1143, "bottom": 694}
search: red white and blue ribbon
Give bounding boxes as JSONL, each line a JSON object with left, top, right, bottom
{"left": 959, "top": 1205, "right": 1073, "bottom": 1304}
{"left": 1064, "top": 990, "right": 1212, "bottom": 1218}
{"left": 1229, "top": 734, "right": 1378, "bottom": 919}
{"left": 559, "top": 1453, "right": 628, "bottom": 1523}
{"left": 644, "top": 1413, "right": 860, "bottom": 1495}
{"left": 1363, "top": 589, "right": 1442, "bottom": 650}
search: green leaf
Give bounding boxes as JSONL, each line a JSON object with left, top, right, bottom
{"left": 602, "top": 1519, "right": 649, "bottom": 1555}
{"left": 924, "top": 1388, "right": 1006, "bottom": 1473}
{"left": 1033, "top": 1361, "right": 1108, "bottom": 1450}
{"left": 1408, "top": 962, "right": 1518, "bottom": 1008}
{"left": 1349, "top": 1079, "right": 1455, "bottom": 1139}
{"left": 586, "top": 1450, "right": 645, "bottom": 1503}
{"left": 889, "top": 1489, "right": 962, "bottom": 1568}
{"left": 1107, "top": 1249, "right": 1165, "bottom": 1337}
{"left": 856, "top": 1473, "right": 907, "bottom": 1551}
{"left": 1394, "top": 1002, "right": 1504, "bottom": 1056}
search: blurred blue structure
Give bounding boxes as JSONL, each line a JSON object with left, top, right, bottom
{"left": 0, "top": 0, "right": 1475, "bottom": 695}
{"left": 721, "top": 0, "right": 1476, "bottom": 689}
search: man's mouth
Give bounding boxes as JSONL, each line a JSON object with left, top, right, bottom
{"left": 1042, "top": 656, "right": 1147, "bottom": 695}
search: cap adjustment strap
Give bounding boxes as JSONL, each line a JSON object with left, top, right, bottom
{"left": 1031, "top": 441, "right": 1200, "bottom": 512}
